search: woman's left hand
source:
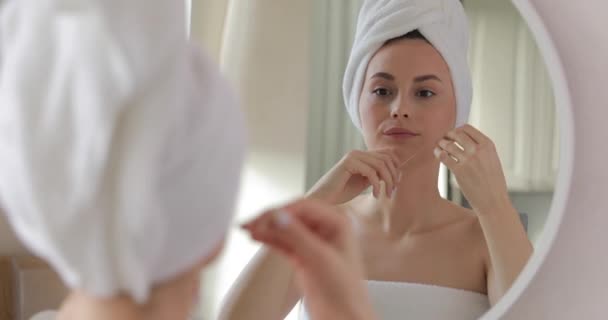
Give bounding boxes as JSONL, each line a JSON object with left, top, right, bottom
{"left": 434, "top": 124, "right": 512, "bottom": 215}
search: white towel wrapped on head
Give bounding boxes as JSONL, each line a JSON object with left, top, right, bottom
{"left": 0, "top": 0, "right": 245, "bottom": 304}
{"left": 343, "top": 0, "right": 472, "bottom": 130}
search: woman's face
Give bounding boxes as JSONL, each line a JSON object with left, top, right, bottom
{"left": 359, "top": 38, "right": 456, "bottom": 161}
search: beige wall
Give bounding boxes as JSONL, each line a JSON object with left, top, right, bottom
{"left": 192, "top": 0, "right": 311, "bottom": 195}
{"left": 220, "top": 0, "right": 311, "bottom": 181}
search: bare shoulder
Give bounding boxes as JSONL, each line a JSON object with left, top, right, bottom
{"left": 440, "top": 200, "right": 489, "bottom": 253}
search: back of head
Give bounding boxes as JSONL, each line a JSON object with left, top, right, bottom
{"left": 0, "top": 0, "right": 245, "bottom": 304}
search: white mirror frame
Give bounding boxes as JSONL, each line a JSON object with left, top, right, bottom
{"left": 483, "top": 0, "right": 607, "bottom": 319}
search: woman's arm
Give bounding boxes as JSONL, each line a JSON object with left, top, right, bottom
{"left": 435, "top": 124, "right": 533, "bottom": 305}
{"left": 218, "top": 248, "right": 301, "bottom": 320}
{"left": 477, "top": 202, "right": 533, "bottom": 305}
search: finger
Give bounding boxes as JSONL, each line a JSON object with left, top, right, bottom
{"left": 352, "top": 149, "right": 399, "bottom": 185}
{"left": 244, "top": 210, "right": 304, "bottom": 259}
{"left": 241, "top": 209, "right": 276, "bottom": 235}
{"left": 434, "top": 147, "right": 459, "bottom": 170}
{"left": 248, "top": 224, "right": 294, "bottom": 257}
{"left": 357, "top": 153, "right": 395, "bottom": 197}
{"left": 372, "top": 152, "right": 398, "bottom": 180}
{"left": 247, "top": 226, "right": 308, "bottom": 269}
{"left": 438, "top": 139, "right": 466, "bottom": 159}
{"left": 349, "top": 158, "right": 382, "bottom": 198}
{"left": 459, "top": 124, "right": 488, "bottom": 144}
{"left": 285, "top": 199, "right": 351, "bottom": 236}
{"left": 373, "top": 150, "right": 400, "bottom": 184}
{"left": 252, "top": 210, "right": 335, "bottom": 269}
{"left": 375, "top": 149, "right": 401, "bottom": 172}
{"left": 445, "top": 130, "right": 477, "bottom": 155}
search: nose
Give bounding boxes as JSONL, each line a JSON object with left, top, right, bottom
{"left": 390, "top": 98, "right": 410, "bottom": 119}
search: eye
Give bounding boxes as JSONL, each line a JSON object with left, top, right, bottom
{"left": 416, "top": 89, "right": 436, "bottom": 98}
{"left": 372, "top": 88, "right": 392, "bottom": 97}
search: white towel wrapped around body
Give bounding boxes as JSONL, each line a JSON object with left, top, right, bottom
{"left": 299, "top": 281, "right": 490, "bottom": 320}
{"left": 343, "top": 0, "right": 472, "bottom": 130}
{"left": 0, "top": 0, "right": 245, "bottom": 303}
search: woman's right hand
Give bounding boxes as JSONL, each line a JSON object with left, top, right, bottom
{"left": 242, "top": 199, "right": 378, "bottom": 320}
{"left": 307, "top": 149, "right": 401, "bottom": 204}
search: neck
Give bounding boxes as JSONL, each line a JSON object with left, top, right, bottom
{"left": 369, "top": 159, "right": 445, "bottom": 237}
{"left": 57, "top": 291, "right": 144, "bottom": 320}
{"left": 57, "top": 271, "right": 200, "bottom": 320}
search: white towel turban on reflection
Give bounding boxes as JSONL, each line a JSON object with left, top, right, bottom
{"left": 343, "top": 0, "right": 472, "bottom": 130}
{"left": 0, "top": 0, "right": 245, "bottom": 303}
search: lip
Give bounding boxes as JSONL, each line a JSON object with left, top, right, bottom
{"left": 383, "top": 127, "right": 420, "bottom": 137}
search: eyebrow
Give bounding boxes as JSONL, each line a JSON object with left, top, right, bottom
{"left": 414, "top": 74, "right": 442, "bottom": 83}
{"left": 370, "top": 72, "right": 442, "bottom": 83}
{"left": 370, "top": 72, "right": 395, "bottom": 81}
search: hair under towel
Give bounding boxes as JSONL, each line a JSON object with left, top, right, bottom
{"left": 343, "top": 0, "right": 472, "bottom": 130}
{"left": 0, "top": 0, "right": 245, "bottom": 303}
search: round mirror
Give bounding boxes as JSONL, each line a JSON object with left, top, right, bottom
{"left": 303, "top": 0, "right": 562, "bottom": 318}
